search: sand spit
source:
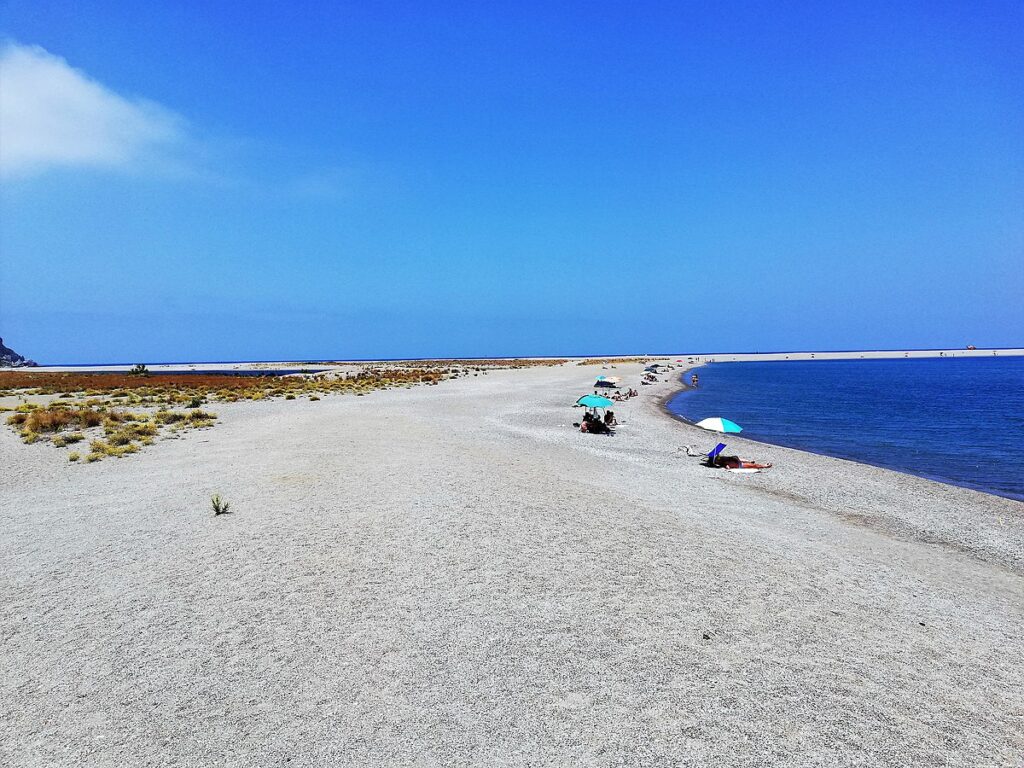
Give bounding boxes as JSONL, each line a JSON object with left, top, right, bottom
{"left": 22, "top": 346, "right": 1024, "bottom": 373}
{"left": 1, "top": 363, "right": 1021, "bottom": 766}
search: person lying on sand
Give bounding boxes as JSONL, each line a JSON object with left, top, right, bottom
{"left": 709, "top": 454, "right": 772, "bottom": 469}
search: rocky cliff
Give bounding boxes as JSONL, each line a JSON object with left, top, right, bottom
{"left": 0, "top": 337, "right": 37, "bottom": 367}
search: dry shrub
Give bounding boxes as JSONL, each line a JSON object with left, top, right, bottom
{"left": 154, "top": 411, "right": 186, "bottom": 424}
{"left": 15, "top": 406, "right": 106, "bottom": 433}
{"left": 25, "top": 409, "right": 76, "bottom": 433}
{"left": 106, "top": 430, "right": 134, "bottom": 446}
{"left": 78, "top": 410, "right": 104, "bottom": 428}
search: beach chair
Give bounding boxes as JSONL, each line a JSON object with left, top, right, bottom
{"left": 706, "top": 443, "right": 727, "bottom": 465}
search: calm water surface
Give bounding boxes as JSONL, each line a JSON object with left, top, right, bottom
{"left": 667, "top": 357, "right": 1024, "bottom": 501}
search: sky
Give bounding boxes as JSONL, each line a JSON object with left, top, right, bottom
{"left": 1, "top": 1, "right": 1022, "bottom": 363}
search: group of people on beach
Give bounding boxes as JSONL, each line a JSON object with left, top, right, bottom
{"left": 579, "top": 409, "right": 615, "bottom": 434}
{"left": 609, "top": 388, "right": 637, "bottom": 401}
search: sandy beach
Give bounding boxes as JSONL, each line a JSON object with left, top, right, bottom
{"left": 1, "top": 362, "right": 1022, "bottom": 766}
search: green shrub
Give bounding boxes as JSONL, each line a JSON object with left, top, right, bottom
{"left": 154, "top": 410, "right": 186, "bottom": 424}
{"left": 106, "top": 431, "right": 134, "bottom": 446}
{"left": 68, "top": 452, "right": 80, "bottom": 462}
{"left": 211, "top": 494, "right": 231, "bottom": 516}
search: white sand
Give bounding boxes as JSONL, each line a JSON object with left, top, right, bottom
{"left": 1, "top": 363, "right": 1021, "bottom": 766}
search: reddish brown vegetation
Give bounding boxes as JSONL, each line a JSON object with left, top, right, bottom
{"left": 0, "top": 369, "right": 445, "bottom": 397}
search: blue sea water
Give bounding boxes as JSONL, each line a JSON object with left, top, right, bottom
{"left": 666, "top": 357, "right": 1024, "bottom": 501}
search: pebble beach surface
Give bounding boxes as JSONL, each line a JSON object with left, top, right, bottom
{"left": 1, "top": 363, "right": 1021, "bottom": 766}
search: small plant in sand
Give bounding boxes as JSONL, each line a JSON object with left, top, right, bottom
{"left": 211, "top": 494, "right": 231, "bottom": 516}
{"left": 68, "top": 452, "right": 80, "bottom": 462}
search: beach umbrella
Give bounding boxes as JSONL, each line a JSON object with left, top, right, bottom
{"left": 576, "top": 394, "right": 614, "bottom": 409}
{"left": 695, "top": 417, "right": 742, "bottom": 434}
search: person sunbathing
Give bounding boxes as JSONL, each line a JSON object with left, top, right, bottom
{"left": 712, "top": 454, "right": 772, "bottom": 469}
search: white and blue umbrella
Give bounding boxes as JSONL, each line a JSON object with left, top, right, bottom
{"left": 695, "top": 417, "right": 742, "bottom": 434}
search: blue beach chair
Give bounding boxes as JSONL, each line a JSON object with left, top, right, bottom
{"left": 706, "top": 443, "right": 727, "bottom": 464}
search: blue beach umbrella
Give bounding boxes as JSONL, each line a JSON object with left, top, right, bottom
{"left": 576, "top": 394, "right": 614, "bottom": 409}
{"left": 695, "top": 417, "right": 743, "bottom": 434}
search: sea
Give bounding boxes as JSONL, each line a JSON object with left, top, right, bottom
{"left": 666, "top": 356, "right": 1024, "bottom": 502}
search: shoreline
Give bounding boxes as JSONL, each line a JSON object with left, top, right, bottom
{"left": 656, "top": 362, "right": 1024, "bottom": 504}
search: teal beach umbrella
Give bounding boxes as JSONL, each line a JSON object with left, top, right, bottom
{"left": 695, "top": 417, "right": 743, "bottom": 434}
{"left": 576, "top": 394, "right": 614, "bottom": 409}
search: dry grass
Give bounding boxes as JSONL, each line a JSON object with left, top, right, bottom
{"left": 0, "top": 369, "right": 446, "bottom": 401}
{"left": 0, "top": 360, "right": 569, "bottom": 464}
{"left": 7, "top": 408, "right": 106, "bottom": 433}
{"left": 0, "top": 359, "right": 568, "bottom": 401}
{"left": 3, "top": 403, "right": 216, "bottom": 460}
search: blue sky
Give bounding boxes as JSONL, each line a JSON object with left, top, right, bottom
{"left": 1, "top": 1, "right": 1021, "bottom": 363}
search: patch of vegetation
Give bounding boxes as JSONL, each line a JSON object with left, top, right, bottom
{"left": 211, "top": 494, "right": 231, "bottom": 516}
{"left": 89, "top": 439, "right": 113, "bottom": 455}
{"left": 68, "top": 452, "right": 80, "bottom": 462}
{"left": 0, "top": 359, "right": 570, "bottom": 464}
{"left": 575, "top": 357, "right": 657, "bottom": 366}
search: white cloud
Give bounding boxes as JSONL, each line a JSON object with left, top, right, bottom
{"left": 0, "top": 42, "right": 187, "bottom": 177}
